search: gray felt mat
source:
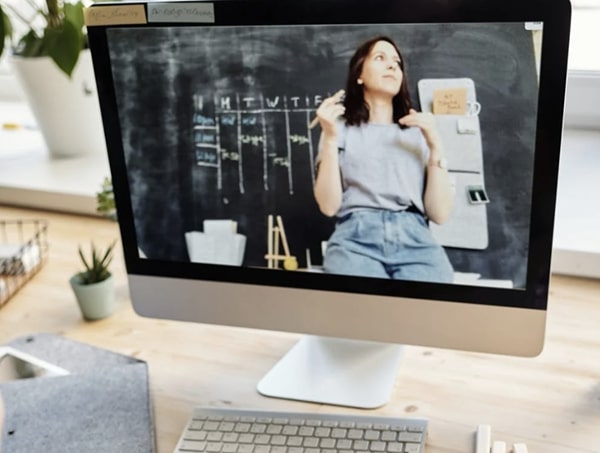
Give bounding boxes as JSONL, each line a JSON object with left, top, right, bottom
{"left": 0, "top": 333, "right": 155, "bottom": 453}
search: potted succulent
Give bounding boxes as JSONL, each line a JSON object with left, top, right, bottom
{"left": 69, "top": 241, "right": 117, "bottom": 320}
{"left": 0, "top": 0, "right": 107, "bottom": 158}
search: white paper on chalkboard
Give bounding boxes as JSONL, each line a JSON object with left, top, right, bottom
{"left": 185, "top": 231, "right": 246, "bottom": 266}
{"left": 203, "top": 220, "right": 238, "bottom": 235}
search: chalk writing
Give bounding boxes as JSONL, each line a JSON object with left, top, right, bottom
{"left": 241, "top": 135, "right": 264, "bottom": 146}
{"left": 194, "top": 114, "right": 215, "bottom": 126}
{"left": 242, "top": 116, "right": 258, "bottom": 126}
{"left": 220, "top": 149, "right": 240, "bottom": 161}
{"left": 220, "top": 115, "right": 236, "bottom": 126}
{"left": 273, "top": 157, "right": 290, "bottom": 167}
{"left": 193, "top": 93, "right": 320, "bottom": 194}
{"left": 290, "top": 134, "right": 310, "bottom": 145}
{"left": 195, "top": 148, "right": 219, "bottom": 166}
{"left": 195, "top": 131, "right": 217, "bottom": 144}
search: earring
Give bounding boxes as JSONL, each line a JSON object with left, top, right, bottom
{"left": 357, "top": 79, "right": 363, "bottom": 85}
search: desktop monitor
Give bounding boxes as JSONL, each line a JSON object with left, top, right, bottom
{"left": 86, "top": 0, "right": 570, "bottom": 408}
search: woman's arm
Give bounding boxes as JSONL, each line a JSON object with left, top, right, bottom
{"left": 313, "top": 91, "right": 345, "bottom": 217}
{"left": 400, "top": 109, "right": 454, "bottom": 224}
{"left": 423, "top": 155, "right": 453, "bottom": 225}
{"left": 314, "top": 133, "right": 343, "bottom": 216}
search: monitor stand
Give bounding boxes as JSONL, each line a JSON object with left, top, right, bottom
{"left": 257, "top": 335, "right": 404, "bottom": 409}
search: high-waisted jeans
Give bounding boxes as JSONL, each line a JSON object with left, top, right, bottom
{"left": 323, "top": 209, "right": 454, "bottom": 283}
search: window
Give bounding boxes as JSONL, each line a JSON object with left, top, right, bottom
{"left": 565, "top": 0, "right": 600, "bottom": 128}
{"left": 570, "top": 0, "right": 600, "bottom": 71}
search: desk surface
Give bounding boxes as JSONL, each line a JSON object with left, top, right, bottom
{"left": 0, "top": 205, "right": 599, "bottom": 453}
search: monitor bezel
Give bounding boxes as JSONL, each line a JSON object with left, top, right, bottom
{"left": 87, "top": 0, "right": 570, "bottom": 340}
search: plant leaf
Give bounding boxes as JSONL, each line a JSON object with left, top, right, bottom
{"left": 78, "top": 246, "right": 92, "bottom": 273}
{"left": 64, "top": 1, "right": 85, "bottom": 36}
{"left": 17, "top": 29, "right": 44, "bottom": 57}
{"left": 0, "top": 6, "right": 13, "bottom": 58}
{"left": 43, "top": 19, "right": 82, "bottom": 76}
{"left": 0, "top": 8, "right": 5, "bottom": 58}
{"left": 99, "top": 241, "right": 116, "bottom": 268}
{"left": 77, "top": 241, "right": 115, "bottom": 284}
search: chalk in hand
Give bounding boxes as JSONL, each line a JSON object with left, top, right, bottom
{"left": 308, "top": 89, "right": 345, "bottom": 129}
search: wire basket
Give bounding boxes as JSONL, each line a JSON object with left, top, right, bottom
{"left": 0, "top": 220, "right": 49, "bottom": 307}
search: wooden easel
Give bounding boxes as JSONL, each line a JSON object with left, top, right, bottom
{"left": 265, "top": 215, "right": 298, "bottom": 270}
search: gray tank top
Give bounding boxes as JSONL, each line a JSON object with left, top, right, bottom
{"left": 318, "top": 122, "right": 430, "bottom": 218}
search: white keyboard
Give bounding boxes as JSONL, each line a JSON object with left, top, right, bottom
{"left": 174, "top": 407, "right": 428, "bottom": 453}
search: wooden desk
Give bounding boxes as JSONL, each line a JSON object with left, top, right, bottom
{"left": 0, "top": 205, "right": 598, "bottom": 453}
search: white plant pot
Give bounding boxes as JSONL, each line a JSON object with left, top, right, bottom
{"left": 69, "top": 273, "right": 116, "bottom": 321}
{"left": 11, "top": 50, "right": 107, "bottom": 159}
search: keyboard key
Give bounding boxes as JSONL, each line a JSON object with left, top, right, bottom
{"left": 254, "top": 434, "right": 271, "bottom": 445}
{"left": 239, "top": 434, "right": 256, "bottom": 444}
{"left": 319, "top": 437, "right": 336, "bottom": 448}
{"left": 302, "top": 437, "right": 319, "bottom": 448}
{"left": 381, "top": 431, "right": 397, "bottom": 442}
{"left": 353, "top": 439, "right": 369, "bottom": 450}
{"left": 298, "top": 426, "right": 315, "bottom": 436}
{"left": 271, "top": 435, "right": 287, "bottom": 446}
{"left": 387, "top": 442, "right": 404, "bottom": 452}
{"left": 282, "top": 425, "right": 299, "bottom": 436}
{"left": 185, "top": 430, "right": 208, "bottom": 441}
{"left": 405, "top": 444, "right": 421, "bottom": 453}
{"left": 336, "top": 438, "right": 353, "bottom": 449}
{"left": 180, "top": 440, "right": 207, "bottom": 451}
{"left": 347, "top": 428, "right": 364, "bottom": 439}
{"left": 287, "top": 436, "right": 303, "bottom": 447}
{"left": 370, "top": 440, "right": 386, "bottom": 451}
{"left": 223, "top": 443, "right": 239, "bottom": 453}
{"left": 223, "top": 433, "right": 240, "bottom": 443}
{"left": 314, "top": 427, "right": 331, "bottom": 437}
{"left": 235, "top": 423, "right": 252, "bottom": 433}
{"left": 364, "top": 429, "right": 380, "bottom": 440}
{"left": 267, "top": 425, "right": 283, "bottom": 435}
{"left": 207, "top": 432, "right": 224, "bottom": 441}
{"left": 398, "top": 432, "right": 423, "bottom": 443}
{"left": 331, "top": 428, "right": 347, "bottom": 438}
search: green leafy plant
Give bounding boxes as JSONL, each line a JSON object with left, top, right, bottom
{"left": 96, "top": 176, "right": 117, "bottom": 221}
{"left": 0, "top": 0, "right": 89, "bottom": 77}
{"left": 76, "top": 241, "right": 116, "bottom": 285}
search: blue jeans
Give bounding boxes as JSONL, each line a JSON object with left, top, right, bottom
{"left": 323, "top": 209, "right": 454, "bottom": 283}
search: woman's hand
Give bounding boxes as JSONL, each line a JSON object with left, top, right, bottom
{"left": 316, "top": 89, "right": 345, "bottom": 137}
{"left": 399, "top": 108, "right": 443, "bottom": 153}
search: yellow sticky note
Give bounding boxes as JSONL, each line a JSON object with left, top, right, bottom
{"left": 84, "top": 5, "right": 147, "bottom": 26}
{"left": 432, "top": 87, "right": 467, "bottom": 115}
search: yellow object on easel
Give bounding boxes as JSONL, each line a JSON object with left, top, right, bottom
{"left": 265, "top": 215, "right": 298, "bottom": 270}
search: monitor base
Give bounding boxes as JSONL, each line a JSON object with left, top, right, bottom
{"left": 257, "top": 335, "right": 404, "bottom": 409}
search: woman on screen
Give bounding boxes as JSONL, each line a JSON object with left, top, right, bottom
{"left": 313, "top": 36, "right": 454, "bottom": 282}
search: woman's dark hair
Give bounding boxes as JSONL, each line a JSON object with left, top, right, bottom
{"left": 343, "top": 36, "right": 412, "bottom": 127}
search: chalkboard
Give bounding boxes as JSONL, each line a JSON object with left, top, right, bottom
{"left": 107, "top": 22, "right": 539, "bottom": 287}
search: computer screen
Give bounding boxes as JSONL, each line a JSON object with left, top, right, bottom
{"left": 86, "top": 0, "right": 570, "bottom": 408}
